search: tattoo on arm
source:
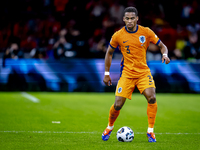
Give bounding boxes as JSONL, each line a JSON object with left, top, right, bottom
{"left": 109, "top": 51, "right": 114, "bottom": 55}
{"left": 158, "top": 42, "right": 162, "bottom": 48}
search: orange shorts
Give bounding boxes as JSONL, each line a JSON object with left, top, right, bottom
{"left": 115, "top": 73, "right": 156, "bottom": 100}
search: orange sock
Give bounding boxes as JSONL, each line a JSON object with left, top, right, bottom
{"left": 147, "top": 102, "right": 157, "bottom": 128}
{"left": 108, "top": 104, "right": 120, "bottom": 127}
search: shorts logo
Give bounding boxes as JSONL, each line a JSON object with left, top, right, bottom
{"left": 118, "top": 87, "right": 122, "bottom": 93}
{"left": 139, "top": 35, "right": 145, "bottom": 46}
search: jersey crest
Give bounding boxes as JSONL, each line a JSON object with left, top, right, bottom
{"left": 118, "top": 87, "right": 122, "bottom": 93}
{"left": 139, "top": 35, "right": 145, "bottom": 46}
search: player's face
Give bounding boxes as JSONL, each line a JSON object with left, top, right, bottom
{"left": 123, "top": 12, "right": 138, "bottom": 31}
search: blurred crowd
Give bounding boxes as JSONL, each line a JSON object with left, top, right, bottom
{"left": 1, "top": 0, "right": 200, "bottom": 61}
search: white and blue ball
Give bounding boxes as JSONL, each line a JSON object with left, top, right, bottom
{"left": 116, "top": 126, "right": 134, "bottom": 142}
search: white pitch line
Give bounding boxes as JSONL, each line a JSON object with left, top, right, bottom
{"left": 0, "top": 131, "right": 97, "bottom": 134}
{"left": 0, "top": 131, "right": 200, "bottom": 135}
{"left": 52, "top": 121, "right": 61, "bottom": 124}
{"left": 21, "top": 92, "right": 40, "bottom": 103}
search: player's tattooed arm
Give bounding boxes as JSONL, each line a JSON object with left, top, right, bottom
{"left": 104, "top": 45, "right": 115, "bottom": 86}
{"left": 158, "top": 41, "right": 170, "bottom": 64}
{"left": 109, "top": 50, "right": 114, "bottom": 55}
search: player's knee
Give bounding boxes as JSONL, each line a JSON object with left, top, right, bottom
{"left": 114, "top": 97, "right": 126, "bottom": 110}
{"left": 148, "top": 95, "right": 156, "bottom": 104}
{"left": 114, "top": 103, "right": 123, "bottom": 110}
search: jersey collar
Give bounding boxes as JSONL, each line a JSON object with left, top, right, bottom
{"left": 125, "top": 25, "right": 138, "bottom": 33}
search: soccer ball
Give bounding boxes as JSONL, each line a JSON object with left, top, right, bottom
{"left": 116, "top": 126, "right": 134, "bottom": 142}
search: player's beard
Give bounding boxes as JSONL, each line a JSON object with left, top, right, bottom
{"left": 127, "top": 26, "right": 134, "bottom": 31}
{"left": 126, "top": 23, "right": 135, "bottom": 31}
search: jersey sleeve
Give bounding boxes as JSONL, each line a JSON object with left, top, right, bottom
{"left": 109, "top": 32, "right": 119, "bottom": 49}
{"left": 147, "top": 28, "right": 160, "bottom": 45}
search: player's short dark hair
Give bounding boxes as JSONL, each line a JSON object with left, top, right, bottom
{"left": 124, "top": 7, "right": 138, "bottom": 16}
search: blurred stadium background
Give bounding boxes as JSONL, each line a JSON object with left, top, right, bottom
{"left": 0, "top": 0, "right": 200, "bottom": 93}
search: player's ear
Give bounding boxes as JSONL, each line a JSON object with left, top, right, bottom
{"left": 136, "top": 16, "right": 139, "bottom": 21}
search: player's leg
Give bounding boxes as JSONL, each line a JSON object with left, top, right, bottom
{"left": 136, "top": 73, "right": 157, "bottom": 142}
{"left": 143, "top": 87, "right": 157, "bottom": 142}
{"left": 109, "top": 96, "right": 126, "bottom": 126}
{"left": 102, "top": 96, "right": 126, "bottom": 141}
{"left": 102, "top": 76, "right": 134, "bottom": 141}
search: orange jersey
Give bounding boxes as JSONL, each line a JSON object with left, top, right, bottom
{"left": 110, "top": 25, "right": 160, "bottom": 78}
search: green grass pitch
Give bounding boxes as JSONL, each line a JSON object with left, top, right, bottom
{"left": 0, "top": 92, "right": 200, "bottom": 150}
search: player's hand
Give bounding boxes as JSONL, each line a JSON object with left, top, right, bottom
{"left": 162, "top": 55, "right": 170, "bottom": 64}
{"left": 103, "top": 75, "right": 112, "bottom": 86}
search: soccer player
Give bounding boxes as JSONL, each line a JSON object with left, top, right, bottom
{"left": 102, "top": 6, "right": 170, "bottom": 142}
